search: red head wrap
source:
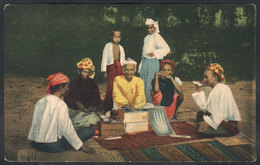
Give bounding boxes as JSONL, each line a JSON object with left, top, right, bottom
{"left": 46, "top": 72, "right": 69, "bottom": 94}
{"left": 160, "top": 59, "right": 175, "bottom": 69}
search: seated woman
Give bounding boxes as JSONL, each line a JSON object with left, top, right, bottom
{"left": 28, "top": 73, "right": 95, "bottom": 154}
{"left": 192, "top": 63, "right": 241, "bottom": 137}
{"left": 151, "top": 59, "right": 184, "bottom": 120}
{"left": 64, "top": 58, "right": 100, "bottom": 127}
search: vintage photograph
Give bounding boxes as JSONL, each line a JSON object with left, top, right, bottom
{"left": 3, "top": 3, "right": 256, "bottom": 162}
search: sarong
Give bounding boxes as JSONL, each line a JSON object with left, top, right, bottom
{"left": 152, "top": 91, "right": 179, "bottom": 120}
{"left": 140, "top": 58, "right": 160, "bottom": 103}
{"left": 104, "top": 60, "right": 123, "bottom": 111}
{"left": 68, "top": 108, "right": 100, "bottom": 127}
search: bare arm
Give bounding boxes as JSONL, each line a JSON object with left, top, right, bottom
{"left": 169, "top": 76, "right": 183, "bottom": 94}
{"left": 153, "top": 72, "right": 161, "bottom": 92}
{"left": 75, "top": 101, "right": 88, "bottom": 112}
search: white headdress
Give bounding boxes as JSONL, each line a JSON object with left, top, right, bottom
{"left": 145, "top": 18, "right": 160, "bottom": 33}
{"left": 123, "top": 58, "right": 137, "bottom": 65}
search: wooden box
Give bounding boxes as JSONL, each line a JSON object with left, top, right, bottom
{"left": 101, "top": 122, "right": 124, "bottom": 137}
{"left": 118, "top": 108, "right": 149, "bottom": 123}
{"left": 125, "top": 122, "right": 153, "bottom": 133}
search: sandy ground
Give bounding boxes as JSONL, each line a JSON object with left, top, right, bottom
{"left": 3, "top": 74, "right": 256, "bottom": 161}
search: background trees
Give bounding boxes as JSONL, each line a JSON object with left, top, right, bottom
{"left": 4, "top": 4, "right": 256, "bottom": 82}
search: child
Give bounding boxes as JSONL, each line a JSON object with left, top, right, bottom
{"left": 151, "top": 59, "right": 184, "bottom": 120}
{"left": 101, "top": 30, "right": 125, "bottom": 112}
{"left": 139, "top": 18, "right": 170, "bottom": 103}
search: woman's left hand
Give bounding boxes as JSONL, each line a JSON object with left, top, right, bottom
{"left": 147, "top": 52, "right": 155, "bottom": 57}
{"left": 87, "top": 106, "right": 97, "bottom": 111}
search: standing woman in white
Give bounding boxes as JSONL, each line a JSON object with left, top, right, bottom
{"left": 139, "top": 18, "right": 170, "bottom": 103}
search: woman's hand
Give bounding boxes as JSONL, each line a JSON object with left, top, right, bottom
{"left": 155, "top": 72, "right": 162, "bottom": 79}
{"left": 87, "top": 106, "right": 97, "bottom": 111}
{"left": 76, "top": 101, "right": 87, "bottom": 112}
{"left": 196, "top": 85, "right": 203, "bottom": 92}
{"left": 147, "top": 52, "right": 155, "bottom": 57}
{"left": 79, "top": 145, "right": 96, "bottom": 154}
{"left": 103, "top": 72, "right": 107, "bottom": 79}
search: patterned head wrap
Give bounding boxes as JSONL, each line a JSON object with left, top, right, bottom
{"left": 160, "top": 59, "right": 175, "bottom": 69}
{"left": 46, "top": 72, "right": 69, "bottom": 94}
{"left": 145, "top": 18, "right": 160, "bottom": 33}
{"left": 207, "top": 63, "right": 225, "bottom": 83}
{"left": 77, "top": 58, "right": 95, "bottom": 79}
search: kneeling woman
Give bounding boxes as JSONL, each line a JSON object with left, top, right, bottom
{"left": 151, "top": 59, "right": 184, "bottom": 120}
{"left": 28, "top": 73, "right": 95, "bottom": 153}
{"left": 64, "top": 58, "right": 100, "bottom": 127}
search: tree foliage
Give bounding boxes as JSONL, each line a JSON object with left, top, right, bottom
{"left": 4, "top": 4, "right": 255, "bottom": 82}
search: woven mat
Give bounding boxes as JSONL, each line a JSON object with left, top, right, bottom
{"left": 94, "top": 121, "right": 203, "bottom": 150}
{"left": 117, "top": 140, "right": 255, "bottom": 161}
{"left": 214, "top": 133, "right": 253, "bottom": 146}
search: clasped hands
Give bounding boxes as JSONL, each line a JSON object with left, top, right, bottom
{"left": 123, "top": 103, "right": 135, "bottom": 111}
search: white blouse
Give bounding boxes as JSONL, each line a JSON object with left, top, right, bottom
{"left": 142, "top": 32, "right": 170, "bottom": 59}
{"left": 28, "top": 95, "right": 83, "bottom": 150}
{"left": 192, "top": 83, "right": 241, "bottom": 129}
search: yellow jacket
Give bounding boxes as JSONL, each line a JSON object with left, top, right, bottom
{"left": 113, "top": 75, "right": 146, "bottom": 108}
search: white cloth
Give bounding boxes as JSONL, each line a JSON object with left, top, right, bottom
{"left": 101, "top": 42, "right": 125, "bottom": 72}
{"left": 175, "top": 77, "right": 182, "bottom": 86}
{"left": 192, "top": 83, "right": 241, "bottom": 130}
{"left": 142, "top": 33, "right": 170, "bottom": 60}
{"left": 138, "top": 33, "right": 170, "bottom": 73}
{"left": 145, "top": 18, "right": 160, "bottom": 33}
{"left": 192, "top": 91, "right": 207, "bottom": 111}
{"left": 123, "top": 58, "right": 137, "bottom": 65}
{"left": 28, "top": 95, "right": 83, "bottom": 150}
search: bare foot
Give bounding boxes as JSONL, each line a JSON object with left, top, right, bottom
{"left": 79, "top": 145, "right": 96, "bottom": 154}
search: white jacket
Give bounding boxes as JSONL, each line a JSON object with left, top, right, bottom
{"left": 101, "top": 42, "right": 125, "bottom": 72}
{"left": 28, "top": 95, "right": 83, "bottom": 150}
{"left": 192, "top": 83, "right": 241, "bottom": 130}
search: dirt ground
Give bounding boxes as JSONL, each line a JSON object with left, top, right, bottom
{"left": 3, "top": 74, "right": 256, "bottom": 161}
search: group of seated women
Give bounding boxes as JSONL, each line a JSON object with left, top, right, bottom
{"left": 28, "top": 57, "right": 241, "bottom": 154}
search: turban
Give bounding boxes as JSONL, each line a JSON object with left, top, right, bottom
{"left": 160, "top": 59, "right": 175, "bottom": 69}
{"left": 207, "top": 63, "right": 226, "bottom": 83}
{"left": 123, "top": 58, "right": 137, "bottom": 65}
{"left": 77, "top": 58, "right": 95, "bottom": 79}
{"left": 145, "top": 18, "right": 160, "bottom": 33}
{"left": 46, "top": 72, "right": 69, "bottom": 94}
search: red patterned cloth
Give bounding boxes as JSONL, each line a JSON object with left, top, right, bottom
{"left": 160, "top": 59, "right": 175, "bottom": 69}
{"left": 152, "top": 90, "right": 179, "bottom": 119}
{"left": 95, "top": 121, "right": 202, "bottom": 150}
{"left": 77, "top": 58, "right": 95, "bottom": 79}
{"left": 46, "top": 72, "right": 69, "bottom": 94}
{"left": 207, "top": 63, "right": 225, "bottom": 83}
{"left": 104, "top": 60, "right": 124, "bottom": 110}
